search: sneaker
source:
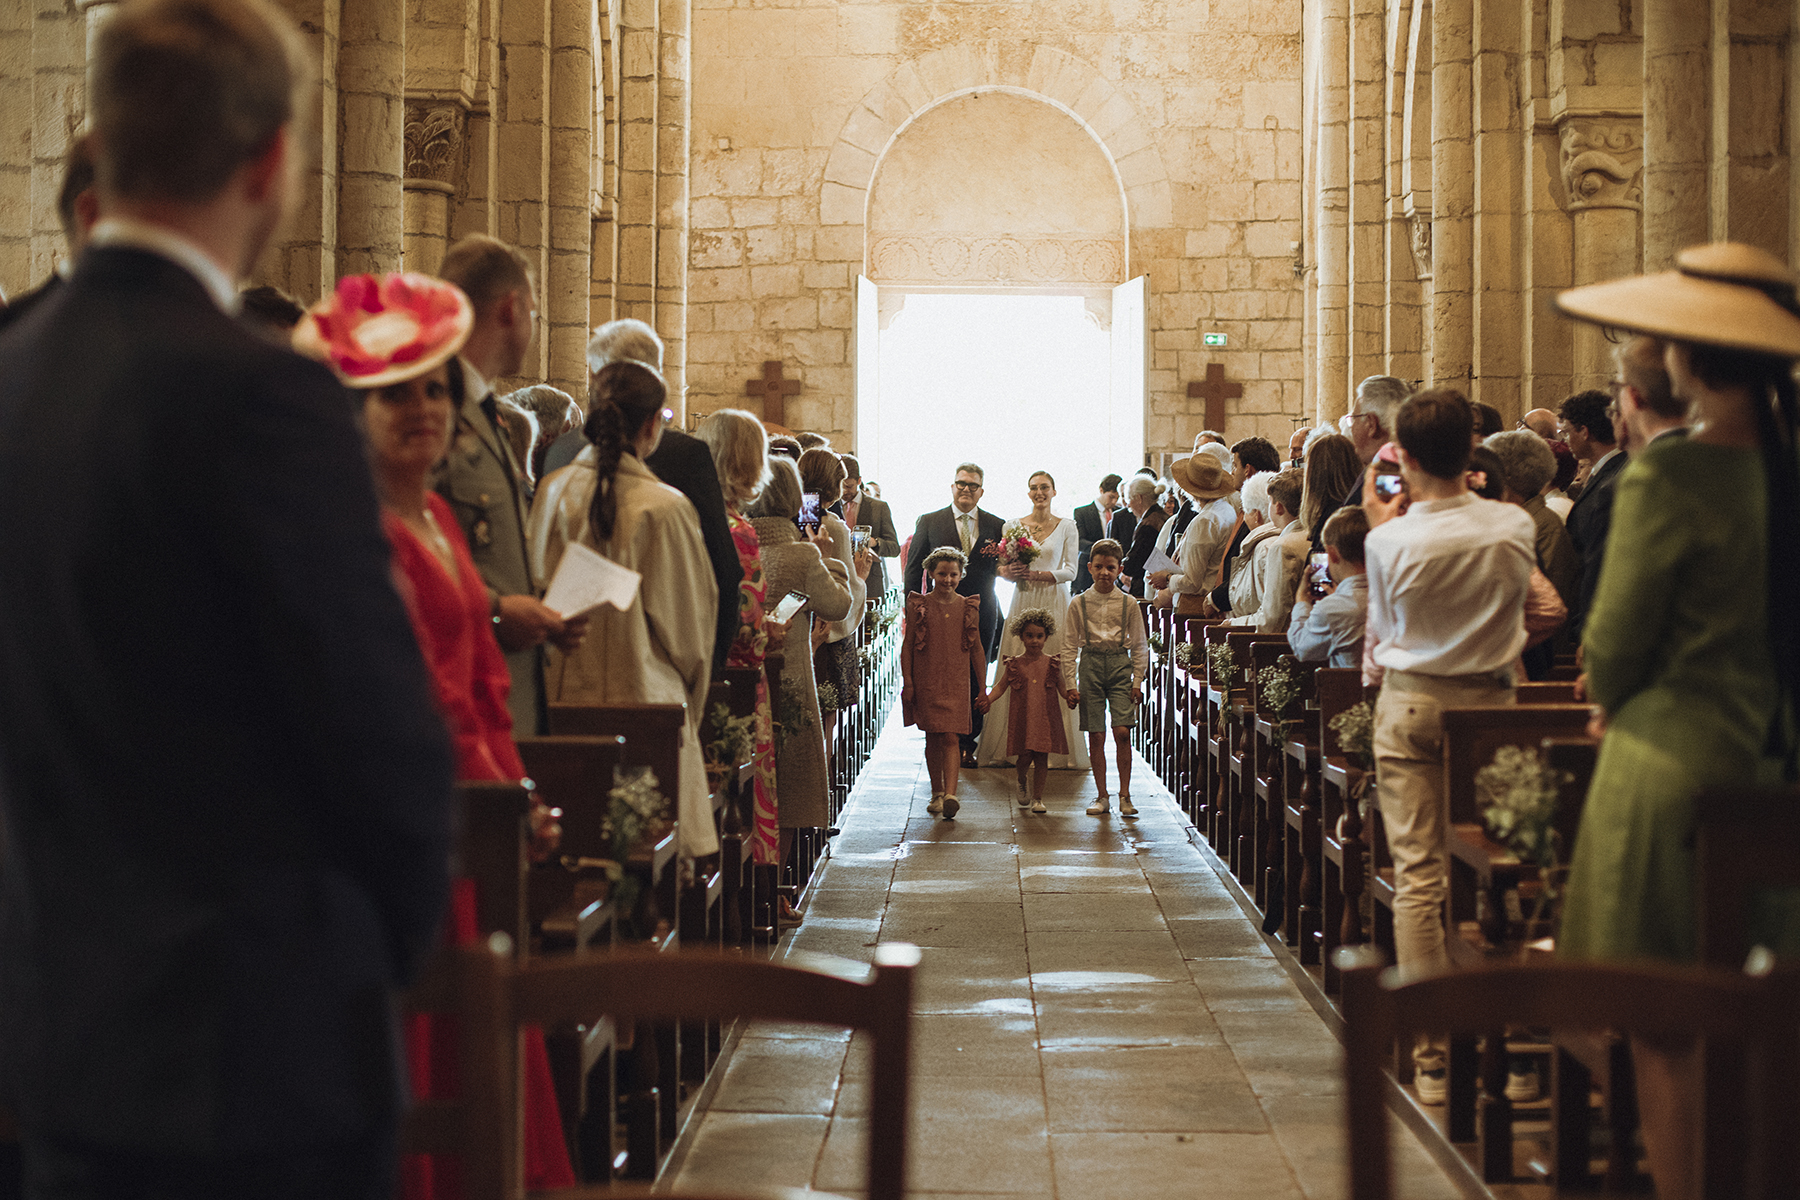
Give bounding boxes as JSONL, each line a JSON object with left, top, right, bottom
{"left": 1414, "top": 1067, "right": 1447, "bottom": 1106}
{"left": 1118, "top": 795, "right": 1138, "bottom": 818}
{"left": 926, "top": 793, "right": 943, "bottom": 815}
{"left": 1016, "top": 781, "right": 1031, "bottom": 808}
{"left": 1086, "top": 795, "right": 1110, "bottom": 816}
{"left": 1031, "top": 799, "right": 1048, "bottom": 814}
{"left": 940, "top": 794, "right": 960, "bottom": 820}
{"left": 1505, "top": 1056, "right": 1541, "bottom": 1103}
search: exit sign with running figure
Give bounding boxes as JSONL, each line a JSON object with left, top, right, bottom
{"left": 1202, "top": 332, "right": 1228, "bottom": 346}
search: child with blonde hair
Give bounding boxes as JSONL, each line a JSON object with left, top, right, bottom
{"left": 977, "top": 608, "right": 1076, "bottom": 814}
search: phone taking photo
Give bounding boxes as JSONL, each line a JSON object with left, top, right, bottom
{"left": 769, "top": 590, "right": 808, "bottom": 624}
{"left": 1308, "top": 550, "right": 1331, "bottom": 597}
{"left": 1374, "top": 470, "right": 1405, "bottom": 500}
{"left": 798, "top": 492, "right": 822, "bottom": 532}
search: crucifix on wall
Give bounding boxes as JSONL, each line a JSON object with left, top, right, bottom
{"left": 1186, "top": 362, "right": 1243, "bottom": 432}
{"left": 745, "top": 360, "right": 801, "bottom": 431}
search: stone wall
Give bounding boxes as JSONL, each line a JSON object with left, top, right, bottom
{"left": 685, "top": 0, "right": 1309, "bottom": 456}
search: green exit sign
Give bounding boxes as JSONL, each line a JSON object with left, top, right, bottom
{"left": 1202, "top": 332, "right": 1228, "bottom": 347}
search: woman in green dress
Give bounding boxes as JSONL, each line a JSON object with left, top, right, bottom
{"left": 1555, "top": 243, "right": 1800, "bottom": 1200}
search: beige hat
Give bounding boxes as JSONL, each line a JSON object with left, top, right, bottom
{"left": 1556, "top": 242, "right": 1800, "bottom": 360}
{"left": 1169, "top": 455, "right": 1235, "bottom": 501}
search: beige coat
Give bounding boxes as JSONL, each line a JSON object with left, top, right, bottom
{"left": 527, "top": 448, "right": 720, "bottom": 858}
{"left": 751, "top": 517, "right": 851, "bottom": 828}
{"left": 817, "top": 512, "right": 867, "bottom": 644}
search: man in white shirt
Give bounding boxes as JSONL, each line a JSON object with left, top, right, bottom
{"left": 1362, "top": 389, "right": 1536, "bottom": 1099}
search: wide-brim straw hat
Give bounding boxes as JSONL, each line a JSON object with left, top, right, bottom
{"left": 1556, "top": 242, "right": 1800, "bottom": 359}
{"left": 1169, "top": 454, "right": 1235, "bottom": 501}
{"left": 293, "top": 273, "right": 475, "bottom": 389}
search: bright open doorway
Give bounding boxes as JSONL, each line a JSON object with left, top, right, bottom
{"left": 855, "top": 281, "right": 1147, "bottom": 590}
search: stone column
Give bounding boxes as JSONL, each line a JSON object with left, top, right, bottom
{"left": 1312, "top": 0, "right": 1350, "bottom": 419}
{"left": 402, "top": 102, "right": 464, "bottom": 276}
{"left": 654, "top": 0, "right": 689, "bottom": 409}
{"left": 547, "top": 0, "right": 596, "bottom": 401}
{"left": 1384, "top": 0, "right": 1431, "bottom": 385}
{"left": 0, "top": 0, "right": 34, "bottom": 297}
{"left": 1710, "top": 0, "right": 1789, "bottom": 257}
{"left": 1643, "top": 0, "right": 1711, "bottom": 268}
{"left": 497, "top": 0, "right": 552, "bottom": 384}
{"left": 614, "top": 0, "right": 658, "bottom": 324}
{"left": 29, "top": 1, "right": 87, "bottom": 281}
{"left": 1559, "top": 115, "right": 1643, "bottom": 387}
{"left": 1429, "top": 0, "right": 1473, "bottom": 389}
{"left": 1469, "top": 0, "right": 1522, "bottom": 413}
{"left": 262, "top": 0, "right": 339, "bottom": 302}
{"left": 336, "top": 0, "right": 405, "bottom": 277}
{"left": 1348, "top": 0, "right": 1387, "bottom": 396}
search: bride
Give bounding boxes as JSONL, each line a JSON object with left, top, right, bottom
{"left": 976, "top": 471, "right": 1089, "bottom": 771}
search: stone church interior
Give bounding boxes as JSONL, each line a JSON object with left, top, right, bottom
{"left": 2, "top": 0, "right": 1799, "bottom": 1197}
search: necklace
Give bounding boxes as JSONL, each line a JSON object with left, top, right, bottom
{"left": 1023, "top": 513, "right": 1057, "bottom": 541}
{"left": 418, "top": 507, "right": 458, "bottom": 574}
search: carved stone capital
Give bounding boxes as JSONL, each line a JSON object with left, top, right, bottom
{"left": 404, "top": 101, "right": 466, "bottom": 188}
{"left": 1408, "top": 213, "right": 1433, "bottom": 282}
{"left": 1558, "top": 116, "right": 1643, "bottom": 212}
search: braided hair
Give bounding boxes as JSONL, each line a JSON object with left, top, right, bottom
{"left": 583, "top": 360, "right": 667, "bottom": 543}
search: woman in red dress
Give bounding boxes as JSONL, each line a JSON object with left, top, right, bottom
{"left": 296, "top": 273, "right": 576, "bottom": 1198}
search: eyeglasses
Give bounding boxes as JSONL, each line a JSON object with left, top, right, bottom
{"left": 952, "top": 481, "right": 981, "bottom": 491}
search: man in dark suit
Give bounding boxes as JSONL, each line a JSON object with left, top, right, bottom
{"left": 904, "top": 463, "right": 1005, "bottom": 763}
{"left": 841, "top": 455, "right": 900, "bottom": 595}
{"left": 1073, "top": 473, "right": 1133, "bottom": 593}
{"left": 1559, "top": 387, "right": 1627, "bottom": 640}
{"left": 0, "top": 137, "right": 97, "bottom": 337}
{"left": 540, "top": 319, "right": 743, "bottom": 678}
{"left": 0, "top": 3, "right": 454, "bottom": 1195}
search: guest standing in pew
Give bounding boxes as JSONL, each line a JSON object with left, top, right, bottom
{"left": 1483, "top": 429, "right": 1580, "bottom": 680}
{"left": 1287, "top": 506, "right": 1369, "bottom": 667}
{"left": 1145, "top": 454, "right": 1236, "bottom": 614}
{"left": 1554, "top": 244, "right": 1800, "bottom": 1200}
{"left": 696, "top": 408, "right": 785, "bottom": 868}
{"left": 840, "top": 455, "right": 900, "bottom": 595}
{"left": 0, "top": 3, "right": 455, "bottom": 1196}
{"left": 1205, "top": 472, "right": 1274, "bottom": 621}
{"left": 435, "top": 235, "right": 578, "bottom": 736}
{"left": 1360, "top": 388, "right": 1536, "bottom": 1106}
{"left": 540, "top": 319, "right": 744, "bottom": 680}
{"left": 295, "top": 272, "right": 575, "bottom": 1199}
{"left": 1464, "top": 446, "right": 1571, "bottom": 676}
{"left": 527, "top": 361, "right": 722, "bottom": 860}
{"left": 799, "top": 448, "right": 874, "bottom": 762}
{"left": 748, "top": 458, "right": 854, "bottom": 921}
{"left": 1116, "top": 474, "right": 1165, "bottom": 596}
{"left": 1559, "top": 386, "right": 1626, "bottom": 640}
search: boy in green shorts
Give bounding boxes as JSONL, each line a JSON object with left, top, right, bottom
{"left": 1060, "top": 539, "right": 1151, "bottom": 816}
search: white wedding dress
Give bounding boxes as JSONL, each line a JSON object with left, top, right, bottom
{"left": 975, "top": 516, "right": 1090, "bottom": 771}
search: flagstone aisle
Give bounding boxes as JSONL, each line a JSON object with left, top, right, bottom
{"left": 673, "top": 716, "right": 1463, "bottom": 1199}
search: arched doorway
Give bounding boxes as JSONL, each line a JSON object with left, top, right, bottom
{"left": 854, "top": 90, "right": 1146, "bottom": 538}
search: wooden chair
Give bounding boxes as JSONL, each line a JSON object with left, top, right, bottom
{"left": 1338, "top": 947, "right": 1800, "bottom": 1200}
{"left": 404, "top": 939, "right": 921, "bottom": 1200}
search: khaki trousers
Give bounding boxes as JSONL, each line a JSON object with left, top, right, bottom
{"left": 1373, "top": 668, "right": 1514, "bottom": 1069}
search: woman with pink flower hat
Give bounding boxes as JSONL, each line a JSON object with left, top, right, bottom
{"left": 295, "top": 273, "right": 577, "bottom": 1199}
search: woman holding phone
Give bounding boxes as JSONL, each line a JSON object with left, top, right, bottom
{"left": 798, "top": 448, "right": 875, "bottom": 746}
{"left": 749, "top": 458, "right": 853, "bottom": 925}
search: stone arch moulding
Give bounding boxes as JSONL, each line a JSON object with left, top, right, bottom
{"left": 820, "top": 45, "right": 1174, "bottom": 262}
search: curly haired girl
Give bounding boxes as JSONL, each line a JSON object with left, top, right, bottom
{"left": 977, "top": 607, "right": 1075, "bottom": 813}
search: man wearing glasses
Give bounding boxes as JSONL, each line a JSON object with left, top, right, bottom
{"left": 904, "top": 464, "right": 1005, "bottom": 765}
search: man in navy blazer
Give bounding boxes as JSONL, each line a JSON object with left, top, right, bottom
{"left": 903, "top": 464, "right": 1004, "bottom": 762}
{"left": 0, "top": 2, "right": 453, "bottom": 1195}
{"left": 1560, "top": 388, "right": 1628, "bottom": 640}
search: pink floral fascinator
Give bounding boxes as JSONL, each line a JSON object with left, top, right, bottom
{"left": 292, "top": 273, "right": 474, "bottom": 389}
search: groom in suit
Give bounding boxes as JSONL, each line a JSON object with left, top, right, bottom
{"left": 904, "top": 462, "right": 1005, "bottom": 764}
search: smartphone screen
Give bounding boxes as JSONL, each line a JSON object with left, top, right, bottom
{"left": 850, "top": 527, "right": 871, "bottom": 554}
{"left": 769, "top": 591, "right": 808, "bottom": 624}
{"left": 798, "top": 492, "right": 822, "bottom": 530}
{"left": 1374, "top": 470, "right": 1405, "bottom": 500}
{"left": 1308, "top": 551, "right": 1331, "bottom": 595}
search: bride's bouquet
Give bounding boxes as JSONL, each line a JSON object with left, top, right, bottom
{"left": 983, "top": 520, "right": 1042, "bottom": 568}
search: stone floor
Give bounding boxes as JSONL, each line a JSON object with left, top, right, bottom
{"left": 673, "top": 716, "right": 1464, "bottom": 1199}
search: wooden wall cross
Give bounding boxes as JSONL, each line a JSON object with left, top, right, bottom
{"left": 745, "top": 361, "right": 801, "bottom": 429}
{"left": 1186, "top": 362, "right": 1243, "bottom": 432}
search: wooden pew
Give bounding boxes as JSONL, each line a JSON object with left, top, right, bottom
{"left": 1249, "top": 640, "right": 1311, "bottom": 921}
{"left": 1224, "top": 631, "right": 1288, "bottom": 884}
{"left": 1292, "top": 668, "right": 1361, "bottom": 978}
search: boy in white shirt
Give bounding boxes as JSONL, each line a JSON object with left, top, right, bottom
{"left": 1061, "top": 540, "right": 1151, "bottom": 816}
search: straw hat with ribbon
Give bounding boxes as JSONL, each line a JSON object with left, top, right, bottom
{"left": 293, "top": 272, "right": 475, "bottom": 388}
{"left": 1555, "top": 242, "right": 1800, "bottom": 359}
{"left": 1169, "top": 454, "right": 1236, "bottom": 501}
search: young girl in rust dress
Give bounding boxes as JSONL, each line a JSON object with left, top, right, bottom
{"left": 978, "top": 608, "right": 1075, "bottom": 814}
{"left": 901, "top": 546, "right": 986, "bottom": 820}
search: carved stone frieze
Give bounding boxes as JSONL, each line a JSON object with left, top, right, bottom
{"left": 404, "top": 102, "right": 466, "bottom": 188}
{"left": 866, "top": 233, "right": 1126, "bottom": 287}
{"left": 1408, "top": 213, "right": 1432, "bottom": 282}
{"left": 1558, "top": 117, "right": 1644, "bottom": 212}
